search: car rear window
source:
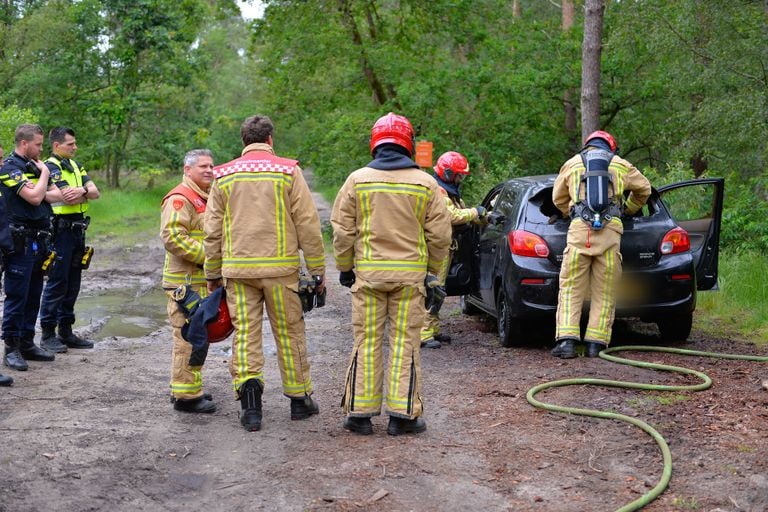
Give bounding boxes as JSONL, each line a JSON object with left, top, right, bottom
{"left": 525, "top": 188, "right": 562, "bottom": 224}
{"left": 525, "top": 187, "right": 662, "bottom": 223}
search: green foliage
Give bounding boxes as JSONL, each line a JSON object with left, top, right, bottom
{"left": 86, "top": 176, "right": 177, "bottom": 241}
{"left": 697, "top": 249, "right": 768, "bottom": 344}
{"left": 0, "top": 103, "right": 37, "bottom": 150}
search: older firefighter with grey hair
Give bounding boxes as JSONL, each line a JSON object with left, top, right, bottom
{"left": 551, "top": 131, "right": 651, "bottom": 359}
{"left": 161, "top": 149, "right": 217, "bottom": 413}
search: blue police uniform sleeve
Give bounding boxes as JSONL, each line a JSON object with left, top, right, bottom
{"left": 0, "top": 167, "right": 26, "bottom": 194}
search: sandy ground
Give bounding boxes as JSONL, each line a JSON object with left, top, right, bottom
{"left": 1, "top": 191, "right": 767, "bottom": 512}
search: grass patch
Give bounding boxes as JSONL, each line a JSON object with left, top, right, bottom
{"left": 626, "top": 393, "right": 690, "bottom": 409}
{"left": 697, "top": 250, "right": 768, "bottom": 345}
{"left": 671, "top": 496, "right": 699, "bottom": 510}
{"left": 87, "top": 178, "right": 177, "bottom": 243}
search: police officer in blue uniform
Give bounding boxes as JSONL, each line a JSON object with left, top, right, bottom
{"left": 0, "top": 142, "right": 14, "bottom": 385}
{"left": 0, "top": 124, "right": 63, "bottom": 372}
{"left": 39, "top": 127, "right": 100, "bottom": 352}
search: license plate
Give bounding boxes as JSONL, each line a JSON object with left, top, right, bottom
{"left": 617, "top": 276, "right": 646, "bottom": 304}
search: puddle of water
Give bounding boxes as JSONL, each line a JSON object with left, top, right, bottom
{"left": 74, "top": 285, "right": 168, "bottom": 340}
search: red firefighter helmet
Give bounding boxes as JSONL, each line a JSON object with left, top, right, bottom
{"left": 434, "top": 151, "right": 469, "bottom": 183}
{"left": 584, "top": 130, "right": 618, "bottom": 152}
{"left": 207, "top": 296, "right": 234, "bottom": 343}
{"left": 370, "top": 112, "right": 415, "bottom": 155}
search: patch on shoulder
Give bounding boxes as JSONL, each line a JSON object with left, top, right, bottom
{"left": 10, "top": 169, "right": 23, "bottom": 182}
{"left": 172, "top": 199, "right": 185, "bottom": 211}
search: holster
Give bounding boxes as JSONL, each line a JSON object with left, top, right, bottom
{"left": 9, "top": 223, "right": 53, "bottom": 257}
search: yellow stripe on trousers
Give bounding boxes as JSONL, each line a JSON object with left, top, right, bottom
{"left": 388, "top": 286, "right": 414, "bottom": 404}
{"left": 232, "top": 279, "right": 264, "bottom": 388}
{"left": 598, "top": 249, "right": 616, "bottom": 334}
{"left": 364, "top": 289, "right": 376, "bottom": 400}
{"left": 271, "top": 283, "right": 297, "bottom": 386}
{"left": 564, "top": 247, "right": 580, "bottom": 328}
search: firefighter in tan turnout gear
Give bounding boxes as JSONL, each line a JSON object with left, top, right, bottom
{"left": 551, "top": 131, "right": 651, "bottom": 359}
{"left": 204, "top": 115, "right": 325, "bottom": 432}
{"left": 160, "top": 149, "right": 216, "bottom": 413}
{"left": 332, "top": 112, "right": 451, "bottom": 436}
{"left": 419, "top": 151, "right": 487, "bottom": 349}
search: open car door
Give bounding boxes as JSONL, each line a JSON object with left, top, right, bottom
{"left": 444, "top": 222, "right": 477, "bottom": 297}
{"left": 658, "top": 178, "right": 725, "bottom": 290}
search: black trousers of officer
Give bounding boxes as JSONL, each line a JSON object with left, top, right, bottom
{"left": 2, "top": 237, "right": 47, "bottom": 341}
{"left": 40, "top": 223, "right": 85, "bottom": 329}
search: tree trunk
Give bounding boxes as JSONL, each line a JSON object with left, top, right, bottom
{"left": 562, "top": 0, "right": 578, "bottom": 150}
{"left": 581, "top": 0, "right": 604, "bottom": 140}
{"left": 338, "top": 0, "right": 390, "bottom": 107}
{"left": 512, "top": 0, "right": 521, "bottom": 18}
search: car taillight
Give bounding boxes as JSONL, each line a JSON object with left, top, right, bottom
{"left": 508, "top": 230, "right": 550, "bottom": 258}
{"left": 660, "top": 227, "right": 690, "bottom": 255}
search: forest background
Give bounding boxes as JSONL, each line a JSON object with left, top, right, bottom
{"left": 0, "top": 0, "right": 766, "bottom": 338}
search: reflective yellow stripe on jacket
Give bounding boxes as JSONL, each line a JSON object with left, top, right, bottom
{"left": 355, "top": 182, "right": 430, "bottom": 275}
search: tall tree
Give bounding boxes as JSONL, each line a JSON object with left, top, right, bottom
{"left": 562, "top": 0, "right": 578, "bottom": 149}
{"left": 580, "top": 0, "right": 604, "bottom": 139}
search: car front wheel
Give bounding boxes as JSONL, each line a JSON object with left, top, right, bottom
{"left": 656, "top": 313, "right": 693, "bottom": 342}
{"left": 496, "top": 287, "right": 522, "bottom": 347}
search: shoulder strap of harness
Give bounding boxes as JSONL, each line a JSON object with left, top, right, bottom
{"left": 162, "top": 184, "right": 206, "bottom": 213}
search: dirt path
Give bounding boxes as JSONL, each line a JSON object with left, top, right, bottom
{"left": 1, "top": 192, "right": 767, "bottom": 512}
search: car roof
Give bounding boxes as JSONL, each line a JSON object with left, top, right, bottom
{"left": 501, "top": 174, "right": 557, "bottom": 194}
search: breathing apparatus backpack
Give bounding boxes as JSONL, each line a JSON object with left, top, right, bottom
{"left": 572, "top": 148, "right": 622, "bottom": 230}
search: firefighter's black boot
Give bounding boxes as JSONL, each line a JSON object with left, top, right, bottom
{"left": 433, "top": 333, "right": 452, "bottom": 343}
{"left": 0, "top": 372, "right": 13, "bottom": 386}
{"left": 420, "top": 338, "right": 442, "bottom": 349}
{"left": 290, "top": 396, "right": 319, "bottom": 420}
{"left": 40, "top": 325, "right": 67, "bottom": 354}
{"left": 387, "top": 415, "right": 427, "bottom": 436}
{"left": 551, "top": 338, "right": 577, "bottom": 359}
{"left": 343, "top": 416, "right": 373, "bottom": 435}
{"left": 18, "top": 334, "right": 55, "bottom": 362}
{"left": 239, "top": 379, "right": 263, "bottom": 432}
{"left": 586, "top": 341, "right": 604, "bottom": 358}
{"left": 173, "top": 396, "right": 216, "bottom": 414}
{"left": 3, "top": 337, "right": 28, "bottom": 371}
{"left": 58, "top": 324, "right": 94, "bottom": 349}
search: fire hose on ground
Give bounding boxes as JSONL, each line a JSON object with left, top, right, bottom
{"left": 526, "top": 345, "right": 768, "bottom": 512}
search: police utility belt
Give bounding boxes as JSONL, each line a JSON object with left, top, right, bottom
{"left": 7, "top": 222, "right": 55, "bottom": 272}
{"left": 55, "top": 215, "right": 90, "bottom": 232}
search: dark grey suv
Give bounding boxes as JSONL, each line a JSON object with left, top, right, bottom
{"left": 445, "top": 176, "right": 724, "bottom": 346}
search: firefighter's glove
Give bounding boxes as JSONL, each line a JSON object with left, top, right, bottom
{"left": 424, "top": 274, "right": 446, "bottom": 311}
{"left": 475, "top": 205, "right": 487, "bottom": 218}
{"left": 339, "top": 270, "right": 356, "bottom": 288}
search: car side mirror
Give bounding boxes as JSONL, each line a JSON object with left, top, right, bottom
{"left": 487, "top": 211, "right": 506, "bottom": 226}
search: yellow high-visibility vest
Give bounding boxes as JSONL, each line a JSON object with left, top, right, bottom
{"left": 47, "top": 155, "right": 89, "bottom": 215}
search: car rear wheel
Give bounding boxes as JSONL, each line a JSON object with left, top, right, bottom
{"left": 496, "top": 287, "right": 522, "bottom": 347}
{"left": 460, "top": 295, "right": 481, "bottom": 316}
{"left": 656, "top": 313, "right": 693, "bottom": 342}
